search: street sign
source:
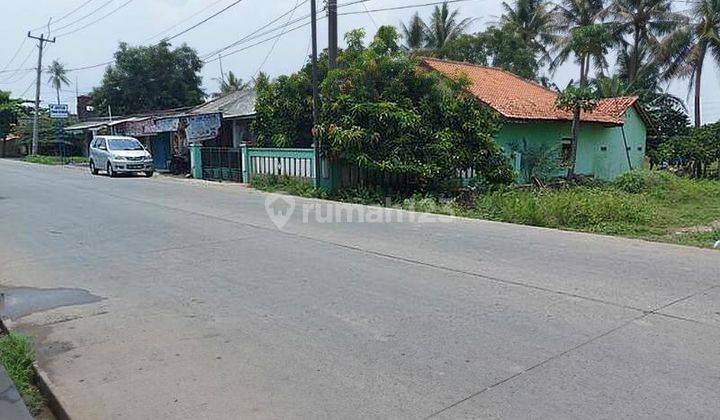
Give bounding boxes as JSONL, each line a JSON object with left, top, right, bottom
{"left": 49, "top": 103, "right": 69, "bottom": 119}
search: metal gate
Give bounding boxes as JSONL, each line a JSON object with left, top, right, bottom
{"left": 200, "top": 147, "right": 242, "bottom": 182}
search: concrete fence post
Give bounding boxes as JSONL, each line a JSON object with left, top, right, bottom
{"left": 240, "top": 143, "right": 250, "bottom": 183}
{"left": 189, "top": 144, "right": 202, "bottom": 179}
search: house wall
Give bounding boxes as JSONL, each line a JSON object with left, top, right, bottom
{"left": 495, "top": 108, "right": 646, "bottom": 181}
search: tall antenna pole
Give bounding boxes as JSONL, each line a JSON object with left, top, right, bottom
{"left": 328, "top": 0, "right": 338, "bottom": 69}
{"left": 28, "top": 31, "right": 56, "bottom": 155}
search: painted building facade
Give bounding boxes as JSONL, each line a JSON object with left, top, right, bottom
{"left": 422, "top": 58, "right": 654, "bottom": 181}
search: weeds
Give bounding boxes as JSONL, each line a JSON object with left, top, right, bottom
{"left": 0, "top": 332, "right": 44, "bottom": 415}
{"left": 23, "top": 155, "right": 89, "bottom": 165}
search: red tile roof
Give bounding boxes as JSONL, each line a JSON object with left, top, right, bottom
{"left": 420, "top": 57, "right": 639, "bottom": 125}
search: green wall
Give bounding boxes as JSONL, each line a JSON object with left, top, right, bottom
{"left": 495, "top": 107, "right": 647, "bottom": 181}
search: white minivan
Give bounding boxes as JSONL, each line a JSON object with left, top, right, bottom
{"left": 89, "top": 136, "right": 154, "bottom": 177}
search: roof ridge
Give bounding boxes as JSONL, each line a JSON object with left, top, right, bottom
{"left": 419, "top": 56, "right": 559, "bottom": 96}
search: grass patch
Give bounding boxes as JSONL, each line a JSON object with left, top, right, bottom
{"left": 250, "top": 174, "right": 327, "bottom": 199}
{"left": 23, "top": 155, "right": 89, "bottom": 165}
{"left": 250, "top": 170, "right": 720, "bottom": 249}
{"left": 0, "top": 332, "right": 44, "bottom": 415}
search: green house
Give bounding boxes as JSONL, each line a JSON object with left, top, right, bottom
{"left": 422, "top": 58, "right": 655, "bottom": 181}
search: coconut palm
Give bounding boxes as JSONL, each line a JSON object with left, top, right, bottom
{"left": 550, "top": 0, "right": 607, "bottom": 81}
{"left": 425, "top": 2, "right": 474, "bottom": 49}
{"left": 213, "top": 70, "right": 246, "bottom": 98}
{"left": 658, "top": 0, "right": 720, "bottom": 127}
{"left": 401, "top": 12, "right": 427, "bottom": 50}
{"left": 500, "top": 0, "right": 558, "bottom": 62}
{"left": 604, "top": 0, "right": 684, "bottom": 85}
{"left": 46, "top": 60, "right": 70, "bottom": 105}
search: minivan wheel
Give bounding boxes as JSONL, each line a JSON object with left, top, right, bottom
{"left": 107, "top": 162, "right": 116, "bottom": 177}
{"left": 90, "top": 160, "right": 99, "bottom": 175}
{"left": 144, "top": 171, "right": 154, "bottom": 178}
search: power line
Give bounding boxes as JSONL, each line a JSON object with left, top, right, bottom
{"left": 144, "top": 0, "right": 227, "bottom": 42}
{"left": 201, "top": 0, "right": 313, "bottom": 60}
{"left": 162, "top": 0, "right": 247, "bottom": 43}
{"left": 55, "top": 0, "right": 135, "bottom": 38}
{"left": 252, "top": 0, "right": 304, "bottom": 79}
{"left": 47, "top": 0, "right": 116, "bottom": 34}
{"left": 1, "top": 38, "right": 28, "bottom": 72}
{"left": 339, "top": 0, "right": 479, "bottom": 16}
{"left": 29, "top": 0, "right": 98, "bottom": 32}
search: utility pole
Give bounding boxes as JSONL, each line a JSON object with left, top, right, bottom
{"left": 310, "top": 0, "right": 320, "bottom": 185}
{"left": 328, "top": 0, "right": 338, "bottom": 69}
{"left": 218, "top": 54, "right": 226, "bottom": 85}
{"left": 28, "top": 31, "right": 55, "bottom": 156}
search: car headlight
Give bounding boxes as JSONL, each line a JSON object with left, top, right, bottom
{"left": 111, "top": 154, "right": 126, "bottom": 161}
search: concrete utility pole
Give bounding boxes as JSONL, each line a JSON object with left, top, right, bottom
{"left": 310, "top": 0, "right": 320, "bottom": 185}
{"left": 28, "top": 31, "right": 56, "bottom": 156}
{"left": 328, "top": 0, "right": 338, "bottom": 69}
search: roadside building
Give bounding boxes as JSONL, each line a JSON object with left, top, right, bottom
{"left": 421, "top": 57, "right": 654, "bottom": 181}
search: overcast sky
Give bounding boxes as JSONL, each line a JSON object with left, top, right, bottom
{"left": 2, "top": 0, "right": 719, "bottom": 122}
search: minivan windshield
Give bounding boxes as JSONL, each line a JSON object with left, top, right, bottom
{"left": 108, "top": 138, "right": 144, "bottom": 151}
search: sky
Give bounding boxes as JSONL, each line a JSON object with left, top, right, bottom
{"left": 2, "top": 0, "right": 719, "bottom": 122}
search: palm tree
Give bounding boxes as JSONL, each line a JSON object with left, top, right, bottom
{"left": 551, "top": 0, "right": 606, "bottom": 82}
{"left": 605, "top": 0, "right": 684, "bottom": 85}
{"left": 401, "top": 12, "right": 427, "bottom": 50}
{"left": 213, "top": 70, "right": 246, "bottom": 98}
{"left": 46, "top": 60, "right": 70, "bottom": 105}
{"left": 425, "top": 2, "right": 474, "bottom": 49}
{"left": 658, "top": 0, "right": 720, "bottom": 127}
{"left": 500, "top": 0, "right": 558, "bottom": 62}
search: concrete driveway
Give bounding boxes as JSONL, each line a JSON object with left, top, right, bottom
{"left": 0, "top": 159, "right": 718, "bottom": 419}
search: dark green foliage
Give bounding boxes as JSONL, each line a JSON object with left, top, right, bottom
{"left": 0, "top": 90, "right": 25, "bottom": 138}
{"left": 555, "top": 85, "right": 599, "bottom": 112}
{"left": 318, "top": 26, "right": 513, "bottom": 191}
{"left": 90, "top": 41, "right": 205, "bottom": 115}
{"left": 508, "top": 139, "right": 565, "bottom": 181}
{"left": 658, "top": 123, "right": 720, "bottom": 177}
{"left": 253, "top": 26, "right": 514, "bottom": 193}
{"left": 435, "top": 26, "right": 541, "bottom": 80}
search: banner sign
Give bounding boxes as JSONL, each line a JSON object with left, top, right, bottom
{"left": 49, "top": 104, "right": 69, "bottom": 119}
{"left": 182, "top": 113, "right": 221, "bottom": 143}
{"left": 120, "top": 118, "right": 157, "bottom": 136}
{"left": 154, "top": 117, "right": 179, "bottom": 133}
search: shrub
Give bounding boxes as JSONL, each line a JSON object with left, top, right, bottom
{"left": 475, "top": 187, "right": 655, "bottom": 231}
{"left": 613, "top": 170, "right": 675, "bottom": 193}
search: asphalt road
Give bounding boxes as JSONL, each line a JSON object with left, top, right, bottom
{"left": 0, "top": 159, "right": 718, "bottom": 420}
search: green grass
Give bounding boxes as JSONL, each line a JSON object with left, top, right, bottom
{"left": 250, "top": 174, "right": 328, "bottom": 199}
{"left": 23, "top": 154, "right": 89, "bottom": 165}
{"left": 250, "top": 170, "right": 720, "bottom": 249}
{"left": 0, "top": 332, "right": 44, "bottom": 415}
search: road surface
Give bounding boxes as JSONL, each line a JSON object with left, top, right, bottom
{"left": 0, "top": 159, "right": 718, "bottom": 419}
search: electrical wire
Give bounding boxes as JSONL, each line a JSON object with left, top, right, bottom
{"left": 29, "top": 0, "right": 98, "bottom": 32}
{"left": 143, "top": 0, "right": 228, "bottom": 42}
{"left": 1, "top": 38, "right": 28, "bottom": 72}
{"left": 162, "top": 0, "right": 247, "bottom": 42}
{"left": 46, "top": 0, "right": 116, "bottom": 34}
{"left": 54, "top": 0, "right": 135, "bottom": 38}
{"left": 252, "top": 0, "right": 303, "bottom": 80}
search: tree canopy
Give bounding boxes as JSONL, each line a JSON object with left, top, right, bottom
{"left": 90, "top": 41, "right": 205, "bottom": 115}
{"left": 254, "top": 26, "right": 514, "bottom": 191}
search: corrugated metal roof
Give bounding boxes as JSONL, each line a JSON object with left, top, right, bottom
{"left": 191, "top": 88, "right": 256, "bottom": 119}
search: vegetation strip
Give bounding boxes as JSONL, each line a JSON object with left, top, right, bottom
{"left": 0, "top": 332, "right": 44, "bottom": 415}
{"left": 252, "top": 170, "right": 720, "bottom": 249}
